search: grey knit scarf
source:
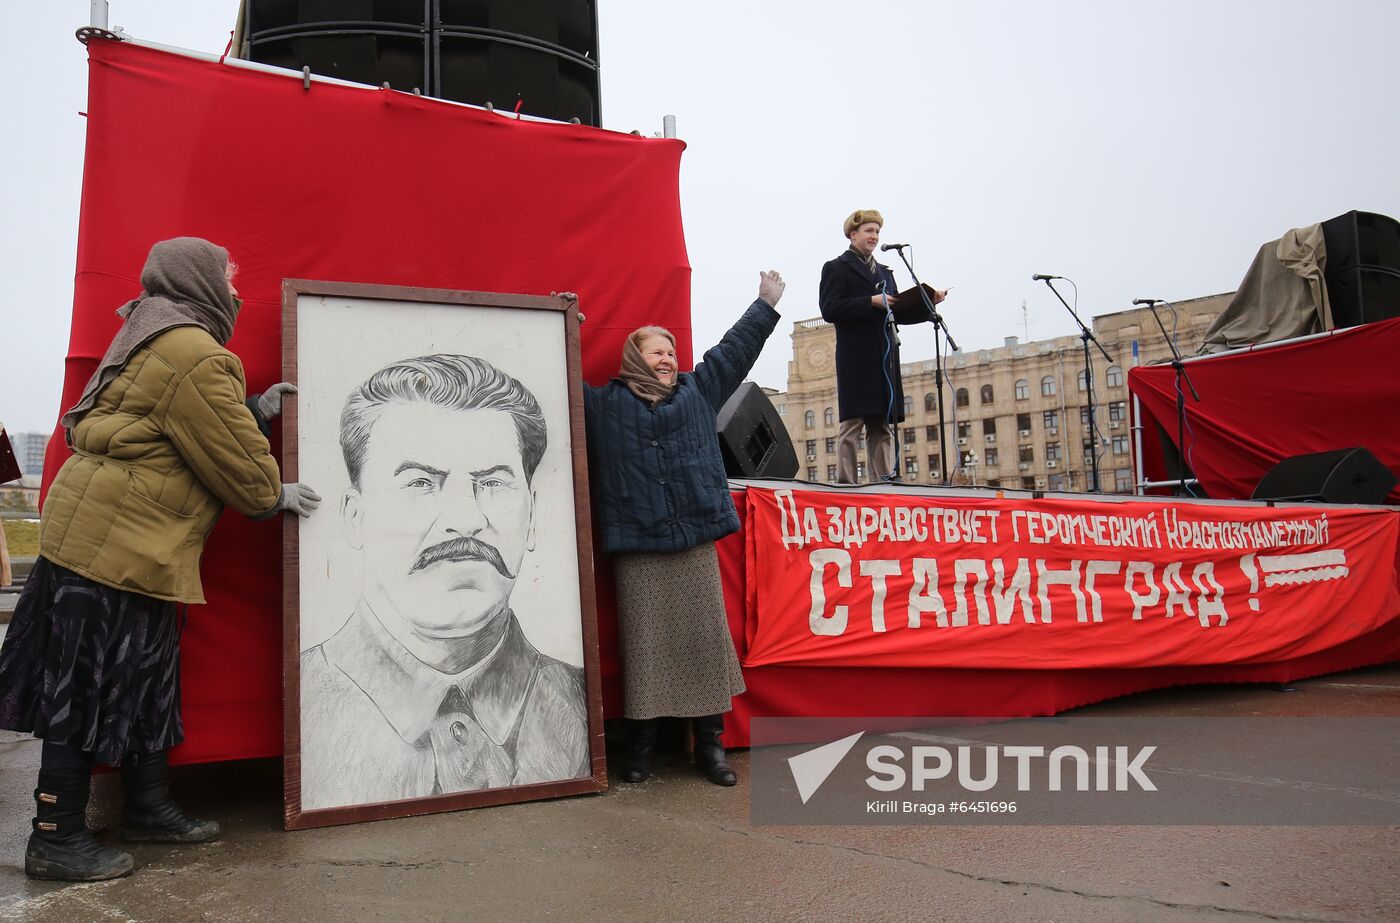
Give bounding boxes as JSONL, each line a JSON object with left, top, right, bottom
{"left": 61, "top": 237, "right": 242, "bottom": 442}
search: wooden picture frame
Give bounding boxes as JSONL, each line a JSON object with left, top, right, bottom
{"left": 280, "top": 280, "right": 606, "bottom": 830}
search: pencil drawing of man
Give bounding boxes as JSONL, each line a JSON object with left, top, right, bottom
{"left": 300, "top": 354, "right": 588, "bottom": 810}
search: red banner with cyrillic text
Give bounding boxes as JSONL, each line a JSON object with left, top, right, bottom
{"left": 743, "top": 487, "right": 1400, "bottom": 670}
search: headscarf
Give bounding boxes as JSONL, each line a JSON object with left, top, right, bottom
{"left": 61, "top": 238, "right": 242, "bottom": 442}
{"left": 618, "top": 326, "right": 677, "bottom": 408}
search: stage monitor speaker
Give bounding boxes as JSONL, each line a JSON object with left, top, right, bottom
{"left": 715, "top": 382, "right": 799, "bottom": 479}
{"left": 1319, "top": 210, "right": 1400, "bottom": 328}
{"left": 1251, "top": 447, "right": 1397, "bottom": 505}
{"left": 243, "top": 0, "right": 601, "bottom": 125}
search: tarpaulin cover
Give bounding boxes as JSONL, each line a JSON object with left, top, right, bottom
{"left": 44, "top": 39, "right": 689, "bottom": 762}
{"left": 1130, "top": 316, "right": 1400, "bottom": 505}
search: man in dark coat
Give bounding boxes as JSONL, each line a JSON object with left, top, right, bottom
{"left": 819, "top": 209, "right": 944, "bottom": 483}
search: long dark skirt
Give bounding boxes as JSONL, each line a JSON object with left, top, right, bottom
{"left": 0, "top": 557, "right": 183, "bottom": 766}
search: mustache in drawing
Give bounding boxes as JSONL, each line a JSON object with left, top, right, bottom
{"left": 409, "top": 536, "right": 513, "bottom": 579}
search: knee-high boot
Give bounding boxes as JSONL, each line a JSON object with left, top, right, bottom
{"left": 692, "top": 714, "right": 737, "bottom": 787}
{"left": 120, "top": 751, "right": 220, "bottom": 843}
{"left": 621, "top": 718, "right": 659, "bottom": 783}
{"left": 26, "top": 769, "right": 135, "bottom": 881}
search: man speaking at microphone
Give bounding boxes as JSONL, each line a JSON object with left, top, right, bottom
{"left": 820, "top": 209, "right": 946, "bottom": 483}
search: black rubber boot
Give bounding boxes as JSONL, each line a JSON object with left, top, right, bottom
{"left": 621, "top": 718, "right": 659, "bottom": 783}
{"left": 692, "top": 714, "right": 738, "bottom": 787}
{"left": 25, "top": 770, "right": 135, "bottom": 881}
{"left": 120, "top": 751, "right": 220, "bottom": 843}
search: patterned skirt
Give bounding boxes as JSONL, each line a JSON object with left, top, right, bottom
{"left": 613, "top": 541, "right": 746, "bottom": 720}
{"left": 0, "top": 557, "right": 183, "bottom": 765}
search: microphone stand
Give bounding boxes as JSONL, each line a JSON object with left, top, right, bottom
{"left": 877, "top": 281, "right": 903, "bottom": 482}
{"left": 893, "top": 246, "right": 958, "bottom": 485}
{"left": 1143, "top": 299, "right": 1200, "bottom": 496}
{"left": 1039, "top": 278, "right": 1112, "bottom": 492}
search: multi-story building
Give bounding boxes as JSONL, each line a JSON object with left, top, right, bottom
{"left": 770, "top": 294, "right": 1226, "bottom": 492}
{"left": 9, "top": 431, "right": 50, "bottom": 478}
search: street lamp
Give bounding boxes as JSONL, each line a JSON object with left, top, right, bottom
{"left": 964, "top": 449, "right": 980, "bottom": 486}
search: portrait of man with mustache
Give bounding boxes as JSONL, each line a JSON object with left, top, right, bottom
{"left": 298, "top": 354, "right": 589, "bottom": 810}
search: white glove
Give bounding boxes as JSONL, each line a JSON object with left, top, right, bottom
{"left": 758, "top": 270, "right": 785, "bottom": 309}
{"left": 277, "top": 482, "right": 322, "bottom": 518}
{"left": 256, "top": 382, "right": 297, "bottom": 421}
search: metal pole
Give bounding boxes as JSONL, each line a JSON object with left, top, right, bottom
{"left": 90, "top": 0, "right": 109, "bottom": 28}
{"left": 662, "top": 115, "right": 677, "bottom": 139}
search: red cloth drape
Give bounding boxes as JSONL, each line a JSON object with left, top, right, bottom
{"left": 45, "top": 40, "right": 687, "bottom": 763}
{"left": 1129, "top": 318, "right": 1400, "bottom": 504}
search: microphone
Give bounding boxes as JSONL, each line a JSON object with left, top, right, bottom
{"left": 1032, "top": 273, "right": 1062, "bottom": 281}
{"left": 1132, "top": 298, "right": 1162, "bottom": 306}
{"left": 880, "top": 243, "right": 909, "bottom": 251}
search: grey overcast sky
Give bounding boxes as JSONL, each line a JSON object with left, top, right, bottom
{"left": 3, "top": 1, "right": 1398, "bottom": 434}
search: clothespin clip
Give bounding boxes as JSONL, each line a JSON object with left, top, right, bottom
{"left": 303, "top": 66, "right": 312, "bottom": 91}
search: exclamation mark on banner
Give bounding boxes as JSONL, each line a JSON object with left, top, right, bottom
{"left": 1240, "top": 553, "right": 1260, "bottom": 611}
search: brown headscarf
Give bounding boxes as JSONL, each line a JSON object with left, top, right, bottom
{"left": 61, "top": 238, "right": 242, "bottom": 442}
{"left": 619, "top": 326, "right": 678, "bottom": 408}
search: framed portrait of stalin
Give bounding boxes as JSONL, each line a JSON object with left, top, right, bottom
{"left": 280, "top": 280, "right": 605, "bottom": 830}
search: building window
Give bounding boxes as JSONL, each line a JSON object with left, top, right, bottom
{"left": 1109, "top": 401, "right": 1127, "bottom": 422}
{"left": 1042, "top": 409, "right": 1059, "bottom": 432}
{"left": 985, "top": 478, "right": 1000, "bottom": 489}
{"left": 925, "top": 425, "right": 936, "bottom": 440}
{"left": 823, "top": 407, "right": 834, "bottom": 426}
{"left": 825, "top": 437, "right": 836, "bottom": 453}
{"left": 1077, "top": 369, "right": 1089, "bottom": 391}
{"left": 906, "top": 457, "right": 918, "bottom": 475}
{"left": 1016, "top": 412, "right": 1032, "bottom": 434}
{"left": 1081, "top": 407, "right": 1092, "bottom": 427}
{"left": 985, "top": 447, "right": 999, "bottom": 467}
{"left": 1022, "top": 477, "right": 1036, "bottom": 490}
{"left": 777, "top": 403, "right": 786, "bottom": 416}
{"left": 856, "top": 462, "right": 866, "bottom": 482}
{"left": 904, "top": 395, "right": 914, "bottom": 417}
{"left": 957, "top": 421, "right": 971, "bottom": 439}
{"left": 980, "top": 384, "right": 994, "bottom": 404}
{"left": 903, "top": 428, "right": 916, "bottom": 444}
{"left": 924, "top": 392, "right": 936, "bottom": 412}
{"left": 1040, "top": 376, "right": 1057, "bottom": 397}
{"left": 1112, "top": 435, "right": 1129, "bottom": 455}
{"left": 857, "top": 434, "right": 866, "bottom": 449}
{"left": 1014, "top": 379, "right": 1029, "bottom": 400}
{"left": 1106, "top": 366, "right": 1124, "bottom": 387}
{"left": 982, "top": 418, "right": 997, "bottom": 436}
{"left": 1048, "top": 474, "right": 1067, "bottom": 492}
{"left": 1046, "top": 441, "right": 1062, "bottom": 461}
{"left": 807, "top": 466, "right": 818, "bottom": 481}
{"left": 1019, "top": 444, "right": 1035, "bottom": 464}
{"left": 927, "top": 453, "right": 939, "bottom": 470}
{"left": 1115, "top": 468, "right": 1134, "bottom": 492}
{"left": 1083, "top": 438, "right": 1096, "bottom": 464}
{"left": 804, "top": 410, "right": 815, "bottom": 429}
{"left": 955, "top": 388, "right": 970, "bottom": 408}
{"left": 827, "top": 464, "right": 837, "bottom": 482}
{"left": 806, "top": 439, "right": 817, "bottom": 454}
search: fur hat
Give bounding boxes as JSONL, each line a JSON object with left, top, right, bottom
{"left": 843, "top": 209, "right": 884, "bottom": 237}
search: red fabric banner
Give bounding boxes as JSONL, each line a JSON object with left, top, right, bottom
{"left": 46, "top": 40, "right": 687, "bottom": 762}
{"left": 742, "top": 487, "right": 1400, "bottom": 670}
{"left": 1130, "top": 317, "right": 1400, "bottom": 504}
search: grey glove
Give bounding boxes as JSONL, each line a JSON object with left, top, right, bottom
{"left": 757, "top": 270, "right": 785, "bottom": 309}
{"left": 277, "top": 482, "right": 322, "bottom": 518}
{"left": 256, "top": 382, "right": 297, "bottom": 421}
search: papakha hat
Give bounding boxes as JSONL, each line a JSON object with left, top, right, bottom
{"left": 843, "top": 209, "right": 884, "bottom": 237}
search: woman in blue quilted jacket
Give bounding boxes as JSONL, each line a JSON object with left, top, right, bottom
{"left": 583, "top": 270, "right": 785, "bottom": 786}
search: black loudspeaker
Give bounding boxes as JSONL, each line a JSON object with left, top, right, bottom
{"left": 1252, "top": 447, "right": 1397, "bottom": 505}
{"left": 244, "top": 0, "right": 601, "bottom": 125}
{"left": 1320, "top": 211, "right": 1400, "bottom": 328}
{"left": 715, "top": 383, "right": 799, "bottom": 479}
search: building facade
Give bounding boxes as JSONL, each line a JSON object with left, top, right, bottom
{"left": 9, "top": 431, "right": 50, "bottom": 478}
{"left": 771, "top": 294, "right": 1226, "bottom": 492}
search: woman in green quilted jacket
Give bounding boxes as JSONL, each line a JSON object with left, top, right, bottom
{"left": 0, "top": 238, "right": 319, "bottom": 882}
